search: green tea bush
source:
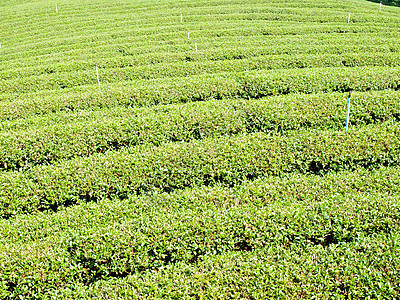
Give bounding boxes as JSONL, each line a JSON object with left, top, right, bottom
{"left": 0, "top": 89, "right": 399, "bottom": 172}
{"left": 1, "top": 122, "right": 400, "bottom": 217}
{"left": 1, "top": 66, "right": 400, "bottom": 119}
{"left": 1, "top": 187, "right": 399, "bottom": 298}
{"left": 2, "top": 0, "right": 400, "bottom": 298}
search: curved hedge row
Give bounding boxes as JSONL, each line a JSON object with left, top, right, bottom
{"left": 47, "top": 239, "right": 400, "bottom": 298}
{"left": 3, "top": 165, "right": 400, "bottom": 243}
{"left": 1, "top": 122, "right": 400, "bottom": 217}
{"left": 1, "top": 66, "right": 400, "bottom": 120}
{"left": 4, "top": 32, "right": 399, "bottom": 74}
{"left": 2, "top": 31, "right": 399, "bottom": 78}
{"left": 1, "top": 90, "right": 400, "bottom": 172}
{"left": 2, "top": 52, "right": 400, "bottom": 88}
{"left": 4, "top": 24, "right": 398, "bottom": 67}
{"left": 1, "top": 184, "right": 399, "bottom": 298}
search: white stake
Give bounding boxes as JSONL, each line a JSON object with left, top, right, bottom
{"left": 348, "top": 12, "right": 351, "bottom": 23}
{"left": 56, "top": 4, "right": 58, "bottom": 13}
{"left": 380, "top": 2, "right": 382, "bottom": 11}
{"left": 96, "top": 63, "right": 100, "bottom": 87}
{"left": 345, "top": 91, "right": 351, "bottom": 132}
{"left": 195, "top": 40, "right": 197, "bottom": 52}
{"left": 180, "top": 11, "right": 183, "bottom": 23}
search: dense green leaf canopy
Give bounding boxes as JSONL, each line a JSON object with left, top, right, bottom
{"left": 1, "top": 0, "right": 400, "bottom": 298}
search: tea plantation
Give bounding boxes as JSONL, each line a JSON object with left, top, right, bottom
{"left": 1, "top": 0, "right": 400, "bottom": 298}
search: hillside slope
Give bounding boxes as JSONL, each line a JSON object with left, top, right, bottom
{"left": 1, "top": 0, "right": 400, "bottom": 298}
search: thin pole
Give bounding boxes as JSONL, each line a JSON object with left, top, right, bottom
{"left": 56, "top": 4, "right": 58, "bottom": 13}
{"left": 380, "top": 2, "right": 382, "bottom": 11}
{"left": 96, "top": 63, "right": 100, "bottom": 88}
{"left": 345, "top": 91, "right": 351, "bottom": 132}
{"left": 180, "top": 11, "right": 183, "bottom": 23}
{"left": 195, "top": 40, "right": 197, "bottom": 52}
{"left": 348, "top": 12, "right": 351, "bottom": 23}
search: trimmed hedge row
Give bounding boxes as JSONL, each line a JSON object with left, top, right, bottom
{"left": 2, "top": 52, "right": 400, "bottom": 88}
{"left": 2, "top": 21, "right": 395, "bottom": 63}
{"left": 49, "top": 230, "right": 400, "bottom": 299}
{"left": 1, "top": 186, "right": 399, "bottom": 297}
{"left": 1, "top": 66, "right": 400, "bottom": 120}
{"left": 3, "top": 165, "right": 400, "bottom": 243}
{"left": 1, "top": 122, "right": 400, "bottom": 217}
{"left": 3, "top": 27, "right": 400, "bottom": 69}
{"left": 236, "top": 66, "right": 400, "bottom": 97}
{"left": 3, "top": 27, "right": 398, "bottom": 71}
{"left": 48, "top": 240, "right": 400, "bottom": 299}
{"left": 3, "top": 5, "right": 399, "bottom": 49}
{"left": 1, "top": 90, "right": 400, "bottom": 171}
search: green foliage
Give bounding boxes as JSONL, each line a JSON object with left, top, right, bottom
{"left": 1, "top": 178, "right": 400, "bottom": 298}
{"left": 2, "top": 66, "right": 400, "bottom": 120}
{"left": 1, "top": 0, "right": 400, "bottom": 298}
{"left": 1, "top": 90, "right": 400, "bottom": 172}
{"left": 1, "top": 122, "right": 400, "bottom": 217}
